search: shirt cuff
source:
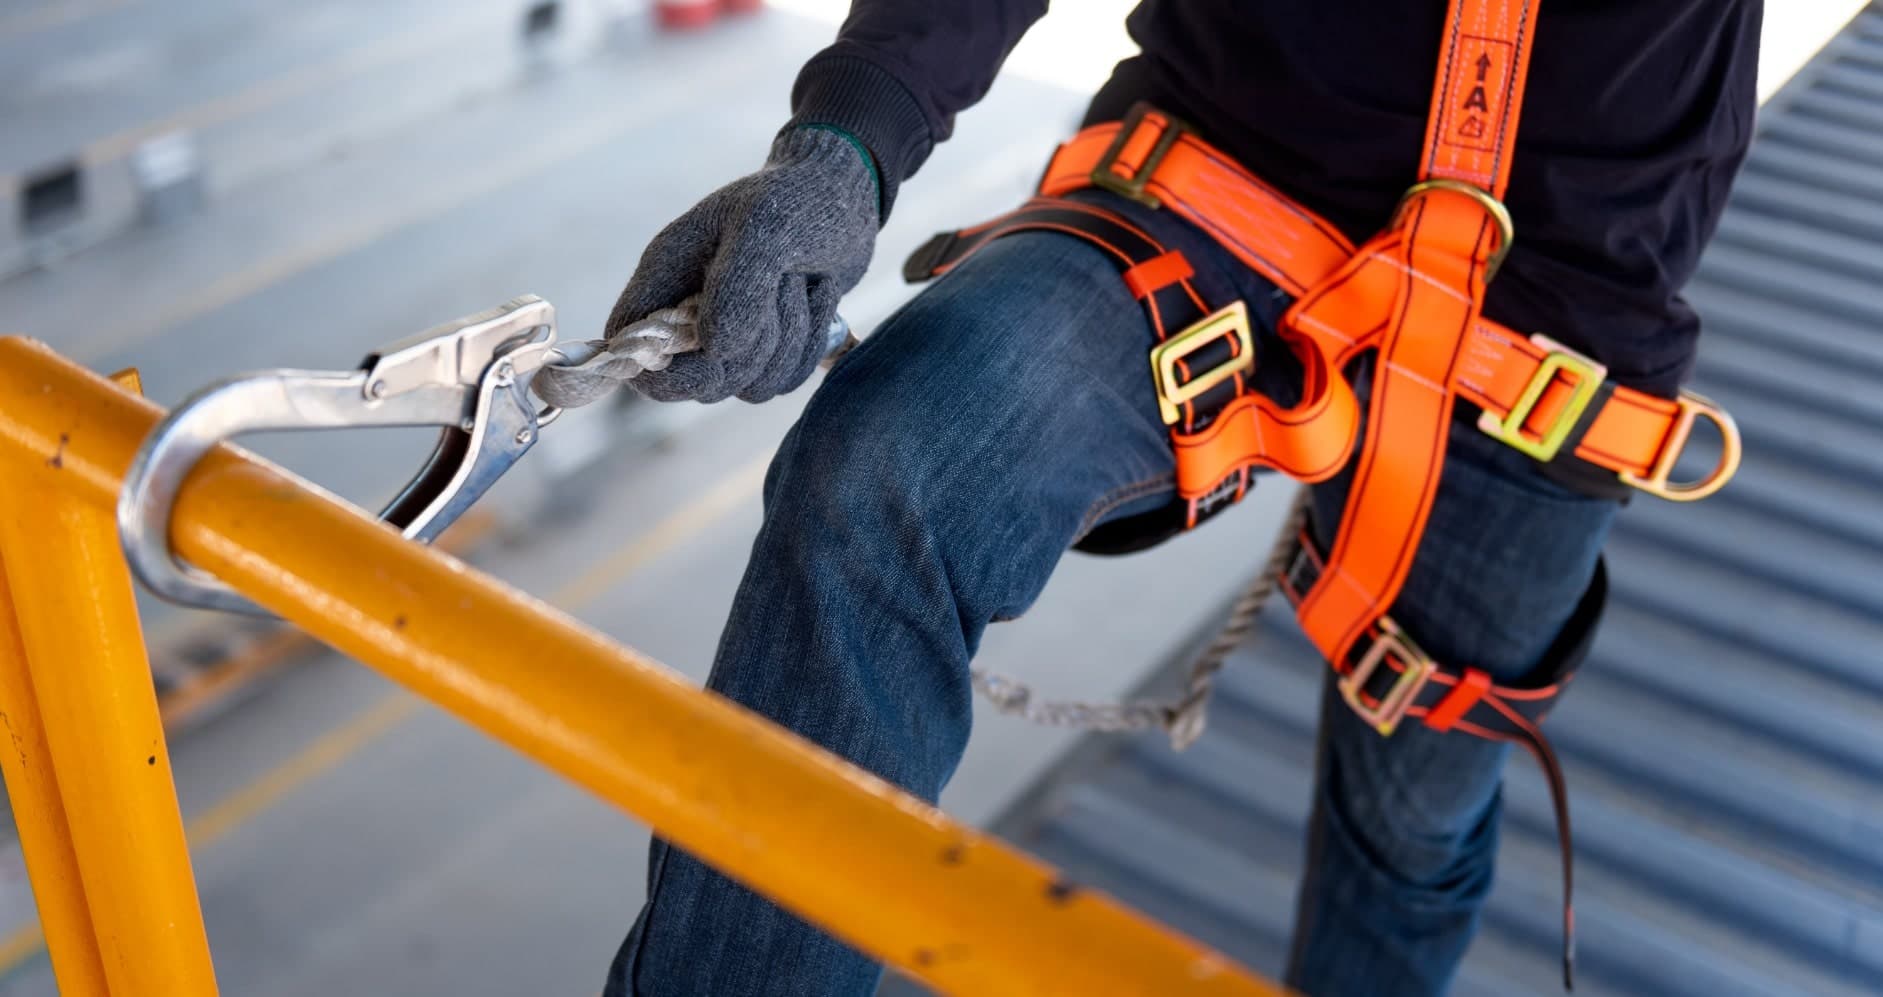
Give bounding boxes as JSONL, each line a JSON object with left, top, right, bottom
{"left": 786, "top": 52, "right": 933, "bottom": 222}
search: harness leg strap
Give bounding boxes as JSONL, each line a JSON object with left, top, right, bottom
{"left": 1283, "top": 530, "right": 1605, "bottom": 989}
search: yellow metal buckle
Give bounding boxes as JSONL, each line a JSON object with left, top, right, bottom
{"left": 1478, "top": 334, "right": 1608, "bottom": 463}
{"left": 1620, "top": 390, "right": 1742, "bottom": 502}
{"left": 1150, "top": 301, "right": 1256, "bottom": 425}
{"left": 1340, "top": 618, "right": 1436, "bottom": 737}
{"left": 1393, "top": 178, "right": 1516, "bottom": 282}
{"left": 1090, "top": 106, "right": 1191, "bottom": 209}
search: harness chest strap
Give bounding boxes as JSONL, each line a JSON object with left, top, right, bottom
{"left": 1276, "top": 0, "right": 1539, "bottom": 677}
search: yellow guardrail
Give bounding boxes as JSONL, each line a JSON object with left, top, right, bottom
{"left": 0, "top": 336, "right": 1285, "bottom": 996}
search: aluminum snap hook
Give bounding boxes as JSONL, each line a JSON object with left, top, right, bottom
{"left": 119, "top": 295, "right": 562, "bottom": 616}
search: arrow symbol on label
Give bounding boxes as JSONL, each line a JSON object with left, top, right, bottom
{"left": 1476, "top": 53, "right": 1492, "bottom": 81}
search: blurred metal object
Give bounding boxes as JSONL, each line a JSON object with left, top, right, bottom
{"left": 519, "top": 0, "right": 564, "bottom": 76}
{"left": 130, "top": 131, "right": 205, "bottom": 226}
{"left": 18, "top": 160, "right": 83, "bottom": 237}
{"left": 655, "top": 0, "right": 720, "bottom": 31}
{"left": 12, "top": 159, "right": 87, "bottom": 271}
{"left": 121, "top": 295, "right": 563, "bottom": 616}
{"left": 522, "top": 0, "right": 561, "bottom": 38}
{"left": 819, "top": 312, "right": 859, "bottom": 369}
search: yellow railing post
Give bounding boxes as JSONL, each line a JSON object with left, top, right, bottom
{"left": 0, "top": 406, "right": 218, "bottom": 994}
{"left": 0, "top": 547, "right": 110, "bottom": 995}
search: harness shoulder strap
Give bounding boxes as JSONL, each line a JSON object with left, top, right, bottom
{"left": 1284, "top": 2, "right": 1579, "bottom": 981}
{"left": 1421, "top": 0, "right": 1539, "bottom": 197}
{"left": 1288, "top": 0, "right": 1539, "bottom": 679}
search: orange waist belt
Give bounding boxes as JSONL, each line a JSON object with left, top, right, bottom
{"left": 1044, "top": 110, "right": 1741, "bottom": 507}
{"left": 904, "top": 0, "right": 1742, "bottom": 986}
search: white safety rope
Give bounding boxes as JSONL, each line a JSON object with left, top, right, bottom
{"left": 971, "top": 488, "right": 1310, "bottom": 751}
{"left": 529, "top": 302, "right": 702, "bottom": 410}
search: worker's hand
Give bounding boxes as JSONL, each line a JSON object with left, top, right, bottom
{"left": 610, "top": 126, "right": 878, "bottom": 403}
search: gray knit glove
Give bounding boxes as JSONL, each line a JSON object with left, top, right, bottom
{"left": 610, "top": 126, "right": 879, "bottom": 404}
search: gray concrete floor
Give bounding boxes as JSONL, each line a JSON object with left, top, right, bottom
{"left": 0, "top": 4, "right": 1287, "bottom": 993}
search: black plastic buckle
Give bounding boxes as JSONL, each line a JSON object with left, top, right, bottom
{"left": 902, "top": 231, "right": 957, "bottom": 284}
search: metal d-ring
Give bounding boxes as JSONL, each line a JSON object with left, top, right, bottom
{"left": 1394, "top": 178, "right": 1516, "bottom": 282}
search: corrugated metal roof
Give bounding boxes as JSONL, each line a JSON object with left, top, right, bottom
{"left": 937, "top": 9, "right": 1883, "bottom": 996}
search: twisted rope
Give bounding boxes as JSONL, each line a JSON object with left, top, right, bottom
{"left": 971, "top": 487, "right": 1312, "bottom": 750}
{"left": 529, "top": 302, "right": 701, "bottom": 410}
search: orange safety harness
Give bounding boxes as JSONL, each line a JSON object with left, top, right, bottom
{"left": 905, "top": 0, "right": 1744, "bottom": 986}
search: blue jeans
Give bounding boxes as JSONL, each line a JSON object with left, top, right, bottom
{"left": 604, "top": 192, "right": 1619, "bottom": 997}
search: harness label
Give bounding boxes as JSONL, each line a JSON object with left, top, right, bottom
{"left": 1439, "top": 36, "right": 1514, "bottom": 153}
{"left": 1194, "top": 473, "right": 1243, "bottom": 516}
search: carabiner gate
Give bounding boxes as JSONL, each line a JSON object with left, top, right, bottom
{"left": 119, "top": 295, "right": 562, "bottom": 616}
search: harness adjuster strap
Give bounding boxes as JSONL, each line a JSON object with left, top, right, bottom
{"left": 1339, "top": 617, "right": 1437, "bottom": 736}
{"left": 1478, "top": 334, "right": 1744, "bottom": 502}
{"left": 1150, "top": 301, "right": 1256, "bottom": 425}
{"left": 1282, "top": 527, "right": 1581, "bottom": 740}
{"left": 1089, "top": 105, "right": 1192, "bottom": 209}
{"left": 1122, "top": 250, "right": 1195, "bottom": 298}
{"left": 1425, "top": 667, "right": 1493, "bottom": 733}
{"left": 1478, "top": 334, "right": 1608, "bottom": 462}
{"left": 1283, "top": 510, "right": 1592, "bottom": 994}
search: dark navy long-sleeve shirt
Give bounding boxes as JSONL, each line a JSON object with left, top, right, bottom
{"left": 787, "top": 1, "right": 1763, "bottom": 396}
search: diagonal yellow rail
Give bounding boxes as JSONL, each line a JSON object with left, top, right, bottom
{"left": 0, "top": 336, "right": 1286, "bottom": 997}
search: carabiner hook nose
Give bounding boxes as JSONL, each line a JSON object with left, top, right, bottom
{"left": 120, "top": 295, "right": 563, "bottom": 616}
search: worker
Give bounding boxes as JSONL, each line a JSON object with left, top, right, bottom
{"left": 599, "top": 2, "right": 1759, "bottom": 995}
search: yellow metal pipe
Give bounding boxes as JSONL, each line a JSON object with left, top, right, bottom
{"left": 0, "top": 337, "right": 1285, "bottom": 997}
{"left": 0, "top": 548, "right": 110, "bottom": 995}
{"left": 0, "top": 452, "right": 218, "bottom": 994}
